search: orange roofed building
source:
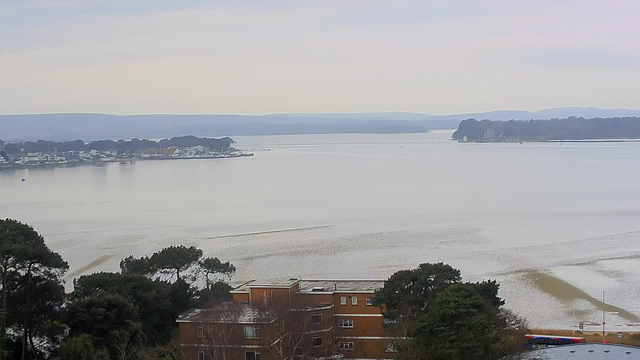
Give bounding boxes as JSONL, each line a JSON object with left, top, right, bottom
{"left": 178, "top": 279, "right": 399, "bottom": 360}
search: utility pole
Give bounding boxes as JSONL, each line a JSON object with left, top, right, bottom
{"left": 602, "top": 291, "right": 606, "bottom": 344}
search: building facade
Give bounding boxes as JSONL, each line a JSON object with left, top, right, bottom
{"left": 178, "top": 279, "right": 398, "bottom": 360}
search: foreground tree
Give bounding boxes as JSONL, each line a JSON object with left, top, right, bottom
{"left": 58, "top": 335, "right": 109, "bottom": 360}
{"left": 197, "top": 257, "right": 236, "bottom": 300}
{"left": 0, "top": 220, "right": 238, "bottom": 359}
{"left": 374, "top": 263, "right": 527, "bottom": 360}
{"left": 71, "top": 248, "right": 237, "bottom": 354}
{"left": 118, "top": 256, "right": 152, "bottom": 277}
{"left": 134, "top": 330, "right": 181, "bottom": 360}
{"left": 149, "top": 245, "right": 202, "bottom": 281}
{"left": 71, "top": 272, "right": 178, "bottom": 345}
{"left": 65, "top": 293, "right": 144, "bottom": 351}
{"left": 194, "top": 281, "right": 233, "bottom": 304}
{"left": 121, "top": 245, "right": 204, "bottom": 282}
{"left": 373, "top": 262, "right": 461, "bottom": 320}
{"left": 7, "top": 274, "right": 66, "bottom": 358}
{"left": 491, "top": 309, "right": 529, "bottom": 359}
{"left": 119, "top": 247, "right": 235, "bottom": 306}
{"left": 411, "top": 284, "right": 495, "bottom": 360}
{"left": 0, "top": 219, "right": 68, "bottom": 360}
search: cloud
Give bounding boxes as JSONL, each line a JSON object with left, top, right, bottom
{"left": 0, "top": 0, "right": 639, "bottom": 114}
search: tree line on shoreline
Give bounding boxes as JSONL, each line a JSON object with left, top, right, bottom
{"left": 0, "top": 218, "right": 528, "bottom": 360}
{"left": 0, "top": 136, "right": 235, "bottom": 155}
{"left": 452, "top": 116, "right": 640, "bottom": 141}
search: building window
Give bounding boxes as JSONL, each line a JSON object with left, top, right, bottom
{"left": 340, "top": 296, "right": 347, "bottom": 305}
{"left": 313, "top": 336, "right": 323, "bottom": 347}
{"left": 339, "top": 319, "right": 354, "bottom": 328}
{"left": 312, "top": 312, "right": 322, "bottom": 325}
{"left": 197, "top": 325, "right": 204, "bottom": 337}
{"left": 339, "top": 342, "right": 355, "bottom": 351}
{"left": 245, "top": 351, "right": 261, "bottom": 360}
{"left": 366, "top": 298, "right": 373, "bottom": 306}
{"left": 244, "top": 326, "right": 260, "bottom": 339}
{"left": 385, "top": 342, "right": 399, "bottom": 353}
{"left": 352, "top": 296, "right": 357, "bottom": 305}
{"left": 198, "top": 350, "right": 205, "bottom": 360}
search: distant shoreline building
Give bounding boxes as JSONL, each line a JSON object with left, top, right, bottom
{"left": 483, "top": 128, "right": 499, "bottom": 142}
{"left": 178, "top": 279, "right": 398, "bottom": 360}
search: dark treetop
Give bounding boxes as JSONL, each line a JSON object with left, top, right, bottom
{"left": 452, "top": 116, "right": 640, "bottom": 141}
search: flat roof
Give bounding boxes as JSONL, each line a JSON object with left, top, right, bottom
{"left": 177, "top": 302, "right": 279, "bottom": 324}
{"left": 298, "top": 279, "right": 384, "bottom": 293}
{"left": 231, "top": 278, "right": 300, "bottom": 293}
{"left": 231, "top": 279, "right": 385, "bottom": 294}
{"left": 524, "top": 344, "right": 640, "bottom": 360}
{"left": 247, "top": 278, "right": 300, "bottom": 288}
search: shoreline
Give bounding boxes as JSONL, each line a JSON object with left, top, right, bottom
{"left": 0, "top": 153, "right": 253, "bottom": 171}
{"left": 455, "top": 138, "right": 640, "bottom": 143}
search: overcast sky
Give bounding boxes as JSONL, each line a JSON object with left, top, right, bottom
{"left": 1, "top": 0, "right": 639, "bottom": 115}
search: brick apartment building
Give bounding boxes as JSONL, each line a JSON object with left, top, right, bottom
{"left": 178, "top": 279, "right": 399, "bottom": 360}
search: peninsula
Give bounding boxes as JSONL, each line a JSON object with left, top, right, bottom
{"left": 452, "top": 116, "right": 640, "bottom": 142}
{"left": 0, "top": 135, "right": 252, "bottom": 170}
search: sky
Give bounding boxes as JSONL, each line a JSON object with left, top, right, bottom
{"left": 1, "top": 0, "right": 639, "bottom": 115}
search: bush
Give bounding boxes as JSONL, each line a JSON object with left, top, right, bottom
{"left": 58, "top": 335, "right": 97, "bottom": 360}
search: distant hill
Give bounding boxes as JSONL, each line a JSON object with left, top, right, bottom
{"left": 452, "top": 117, "right": 640, "bottom": 141}
{"left": 424, "top": 107, "right": 640, "bottom": 121}
{"left": 0, "top": 113, "right": 433, "bottom": 141}
{"left": 1, "top": 107, "right": 639, "bottom": 141}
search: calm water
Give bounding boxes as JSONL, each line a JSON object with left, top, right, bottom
{"left": 1, "top": 131, "right": 640, "bottom": 329}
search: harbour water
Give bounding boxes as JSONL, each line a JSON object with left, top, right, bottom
{"left": 1, "top": 131, "right": 640, "bottom": 329}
